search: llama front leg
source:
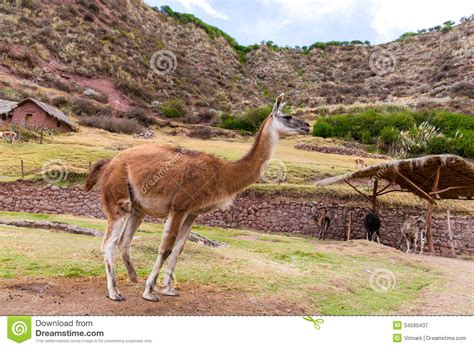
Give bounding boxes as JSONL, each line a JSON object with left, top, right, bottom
{"left": 143, "top": 212, "right": 186, "bottom": 302}
{"left": 103, "top": 216, "right": 128, "bottom": 301}
{"left": 413, "top": 238, "right": 418, "bottom": 255}
{"left": 406, "top": 239, "right": 411, "bottom": 253}
{"left": 162, "top": 215, "right": 197, "bottom": 296}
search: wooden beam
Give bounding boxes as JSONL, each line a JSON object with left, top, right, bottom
{"left": 343, "top": 180, "right": 372, "bottom": 202}
{"left": 377, "top": 189, "right": 410, "bottom": 196}
{"left": 372, "top": 179, "right": 378, "bottom": 214}
{"left": 426, "top": 166, "right": 441, "bottom": 254}
{"left": 430, "top": 186, "right": 472, "bottom": 195}
{"left": 426, "top": 203, "right": 435, "bottom": 254}
{"left": 430, "top": 165, "right": 441, "bottom": 199}
{"left": 394, "top": 169, "right": 437, "bottom": 205}
{"left": 377, "top": 182, "right": 392, "bottom": 195}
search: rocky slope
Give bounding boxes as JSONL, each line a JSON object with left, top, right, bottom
{"left": 0, "top": 0, "right": 472, "bottom": 120}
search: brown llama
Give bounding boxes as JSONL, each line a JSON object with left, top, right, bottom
{"left": 85, "top": 94, "right": 309, "bottom": 302}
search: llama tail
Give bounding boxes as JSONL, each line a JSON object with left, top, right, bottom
{"left": 84, "top": 159, "right": 111, "bottom": 191}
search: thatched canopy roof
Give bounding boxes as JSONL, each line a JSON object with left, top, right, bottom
{"left": 315, "top": 155, "right": 474, "bottom": 200}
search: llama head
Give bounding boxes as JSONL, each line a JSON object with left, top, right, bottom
{"left": 271, "top": 93, "right": 310, "bottom": 136}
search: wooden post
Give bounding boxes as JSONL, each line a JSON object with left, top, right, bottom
{"left": 426, "top": 166, "right": 441, "bottom": 254}
{"left": 88, "top": 161, "right": 92, "bottom": 172}
{"left": 447, "top": 209, "right": 455, "bottom": 257}
{"left": 426, "top": 204, "right": 435, "bottom": 254}
{"left": 20, "top": 160, "right": 24, "bottom": 178}
{"left": 371, "top": 179, "right": 378, "bottom": 214}
{"left": 40, "top": 128, "right": 43, "bottom": 144}
{"left": 346, "top": 210, "right": 352, "bottom": 241}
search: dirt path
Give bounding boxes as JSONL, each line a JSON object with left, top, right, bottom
{"left": 0, "top": 277, "right": 310, "bottom": 316}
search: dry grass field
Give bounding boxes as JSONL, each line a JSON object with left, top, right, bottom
{"left": 1, "top": 125, "right": 473, "bottom": 211}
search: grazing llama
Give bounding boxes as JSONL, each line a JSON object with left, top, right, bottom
{"left": 355, "top": 158, "right": 367, "bottom": 168}
{"left": 316, "top": 211, "right": 331, "bottom": 240}
{"left": 364, "top": 212, "right": 381, "bottom": 243}
{"left": 401, "top": 216, "right": 427, "bottom": 254}
{"left": 85, "top": 94, "right": 309, "bottom": 301}
{"left": 0, "top": 131, "right": 17, "bottom": 143}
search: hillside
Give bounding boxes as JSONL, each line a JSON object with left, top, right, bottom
{"left": 0, "top": 0, "right": 473, "bottom": 124}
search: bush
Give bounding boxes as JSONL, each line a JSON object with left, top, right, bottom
{"left": 72, "top": 98, "right": 108, "bottom": 116}
{"left": 160, "top": 99, "right": 185, "bottom": 118}
{"left": 126, "top": 107, "right": 155, "bottom": 126}
{"left": 79, "top": 116, "right": 143, "bottom": 134}
{"left": 427, "top": 136, "right": 452, "bottom": 154}
{"left": 220, "top": 105, "right": 272, "bottom": 133}
{"left": 380, "top": 126, "right": 399, "bottom": 145}
{"left": 312, "top": 108, "right": 474, "bottom": 158}
{"left": 312, "top": 119, "right": 334, "bottom": 137}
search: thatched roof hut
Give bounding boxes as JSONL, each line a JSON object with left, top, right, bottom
{"left": 315, "top": 154, "right": 474, "bottom": 254}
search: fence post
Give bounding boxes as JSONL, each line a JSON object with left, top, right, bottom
{"left": 40, "top": 128, "right": 43, "bottom": 144}
{"left": 447, "top": 209, "right": 455, "bottom": 257}
{"left": 20, "top": 160, "right": 24, "bottom": 178}
{"left": 346, "top": 210, "right": 352, "bottom": 241}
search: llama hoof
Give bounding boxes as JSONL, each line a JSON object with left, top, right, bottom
{"left": 142, "top": 291, "right": 160, "bottom": 302}
{"left": 162, "top": 287, "right": 179, "bottom": 296}
{"left": 128, "top": 274, "right": 138, "bottom": 283}
{"left": 108, "top": 293, "right": 126, "bottom": 301}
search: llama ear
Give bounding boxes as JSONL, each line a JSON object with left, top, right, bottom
{"left": 279, "top": 101, "right": 287, "bottom": 113}
{"left": 272, "top": 93, "right": 285, "bottom": 117}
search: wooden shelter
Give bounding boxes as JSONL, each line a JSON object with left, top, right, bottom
{"left": 315, "top": 155, "right": 474, "bottom": 253}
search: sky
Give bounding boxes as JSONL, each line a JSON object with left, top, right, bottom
{"left": 144, "top": 0, "right": 473, "bottom": 46}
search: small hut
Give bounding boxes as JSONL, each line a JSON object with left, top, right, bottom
{"left": 0, "top": 98, "right": 75, "bottom": 132}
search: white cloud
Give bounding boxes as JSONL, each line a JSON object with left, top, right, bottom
{"left": 369, "top": 0, "right": 474, "bottom": 42}
{"left": 178, "top": 0, "right": 228, "bottom": 20}
{"left": 257, "top": 0, "right": 474, "bottom": 43}
{"left": 260, "top": 0, "right": 359, "bottom": 22}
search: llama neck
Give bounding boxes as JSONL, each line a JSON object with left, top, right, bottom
{"left": 223, "top": 117, "right": 278, "bottom": 194}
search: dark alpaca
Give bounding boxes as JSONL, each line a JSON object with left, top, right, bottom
{"left": 318, "top": 215, "right": 331, "bottom": 240}
{"left": 364, "top": 212, "right": 381, "bottom": 243}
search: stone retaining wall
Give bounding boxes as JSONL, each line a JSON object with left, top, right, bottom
{"left": 0, "top": 181, "right": 472, "bottom": 257}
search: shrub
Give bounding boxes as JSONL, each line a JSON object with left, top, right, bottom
{"left": 311, "top": 108, "right": 473, "bottom": 158}
{"left": 427, "top": 136, "right": 452, "bottom": 154}
{"left": 71, "top": 97, "right": 107, "bottom": 116}
{"left": 126, "top": 107, "right": 155, "bottom": 126}
{"left": 380, "top": 126, "right": 399, "bottom": 145}
{"left": 312, "top": 119, "right": 334, "bottom": 137}
{"left": 160, "top": 99, "right": 185, "bottom": 118}
{"left": 79, "top": 116, "right": 143, "bottom": 134}
{"left": 220, "top": 105, "right": 272, "bottom": 133}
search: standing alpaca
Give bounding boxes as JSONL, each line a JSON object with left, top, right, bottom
{"left": 316, "top": 211, "right": 330, "bottom": 240}
{"left": 364, "top": 212, "right": 381, "bottom": 243}
{"left": 0, "top": 131, "right": 17, "bottom": 143}
{"left": 85, "top": 94, "right": 309, "bottom": 301}
{"left": 355, "top": 158, "right": 367, "bottom": 168}
{"left": 401, "top": 216, "right": 427, "bottom": 254}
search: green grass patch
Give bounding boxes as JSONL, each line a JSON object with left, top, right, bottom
{"left": 0, "top": 211, "right": 461, "bottom": 314}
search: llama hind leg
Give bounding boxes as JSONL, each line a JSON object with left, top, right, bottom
{"left": 119, "top": 210, "right": 144, "bottom": 283}
{"left": 143, "top": 212, "right": 186, "bottom": 302}
{"left": 103, "top": 216, "right": 128, "bottom": 301}
{"left": 162, "top": 215, "right": 197, "bottom": 296}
